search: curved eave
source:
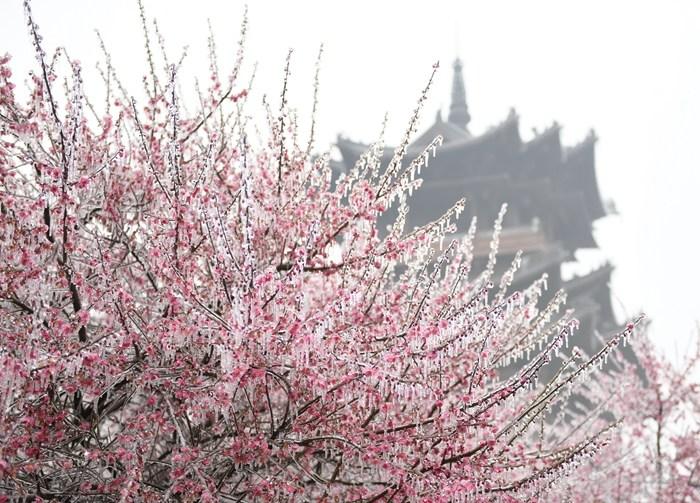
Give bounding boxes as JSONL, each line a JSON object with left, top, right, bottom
{"left": 409, "top": 118, "right": 471, "bottom": 148}
{"left": 335, "top": 137, "right": 374, "bottom": 171}
{"left": 518, "top": 124, "right": 563, "bottom": 177}
{"left": 380, "top": 111, "right": 522, "bottom": 160}
{"left": 522, "top": 122, "right": 561, "bottom": 149}
{"left": 551, "top": 191, "right": 598, "bottom": 250}
{"left": 564, "top": 263, "right": 618, "bottom": 332}
{"left": 563, "top": 133, "right": 607, "bottom": 221}
{"left": 435, "top": 111, "right": 521, "bottom": 155}
{"left": 563, "top": 263, "right": 613, "bottom": 297}
{"left": 337, "top": 112, "right": 523, "bottom": 180}
{"left": 336, "top": 136, "right": 371, "bottom": 157}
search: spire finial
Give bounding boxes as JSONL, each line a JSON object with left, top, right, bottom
{"left": 448, "top": 57, "right": 470, "bottom": 130}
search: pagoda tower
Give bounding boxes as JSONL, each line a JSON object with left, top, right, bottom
{"left": 335, "top": 58, "right": 639, "bottom": 374}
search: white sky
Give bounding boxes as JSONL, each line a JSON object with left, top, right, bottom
{"left": 3, "top": 0, "right": 700, "bottom": 363}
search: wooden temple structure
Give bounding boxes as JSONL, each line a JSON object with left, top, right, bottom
{"left": 335, "top": 58, "right": 637, "bottom": 376}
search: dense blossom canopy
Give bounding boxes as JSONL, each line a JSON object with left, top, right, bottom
{"left": 0, "top": 2, "right": 698, "bottom": 501}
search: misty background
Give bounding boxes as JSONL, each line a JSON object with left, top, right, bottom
{"left": 2, "top": 0, "right": 699, "bottom": 364}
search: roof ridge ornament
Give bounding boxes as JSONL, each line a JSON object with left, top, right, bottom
{"left": 448, "top": 57, "right": 470, "bottom": 131}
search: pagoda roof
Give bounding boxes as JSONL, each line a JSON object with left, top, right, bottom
{"left": 337, "top": 108, "right": 605, "bottom": 253}
{"left": 412, "top": 109, "right": 521, "bottom": 159}
{"left": 335, "top": 109, "right": 520, "bottom": 163}
{"left": 336, "top": 56, "right": 634, "bottom": 385}
{"left": 563, "top": 263, "right": 616, "bottom": 329}
{"left": 337, "top": 111, "right": 599, "bottom": 193}
{"left": 562, "top": 131, "right": 606, "bottom": 220}
{"left": 410, "top": 112, "right": 471, "bottom": 147}
{"left": 563, "top": 262, "right": 614, "bottom": 297}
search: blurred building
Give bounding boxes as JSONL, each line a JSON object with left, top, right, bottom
{"left": 335, "top": 58, "right": 636, "bottom": 371}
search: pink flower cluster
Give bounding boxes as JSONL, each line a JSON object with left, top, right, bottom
{"left": 0, "top": 2, "right": 697, "bottom": 501}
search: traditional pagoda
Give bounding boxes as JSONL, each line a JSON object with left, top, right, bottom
{"left": 335, "top": 58, "right": 634, "bottom": 372}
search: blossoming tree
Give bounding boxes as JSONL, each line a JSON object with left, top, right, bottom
{"left": 558, "top": 334, "right": 700, "bottom": 502}
{"left": 0, "top": 2, "right": 695, "bottom": 501}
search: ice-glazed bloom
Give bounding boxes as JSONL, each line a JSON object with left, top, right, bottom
{"left": 0, "top": 2, "right": 697, "bottom": 502}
